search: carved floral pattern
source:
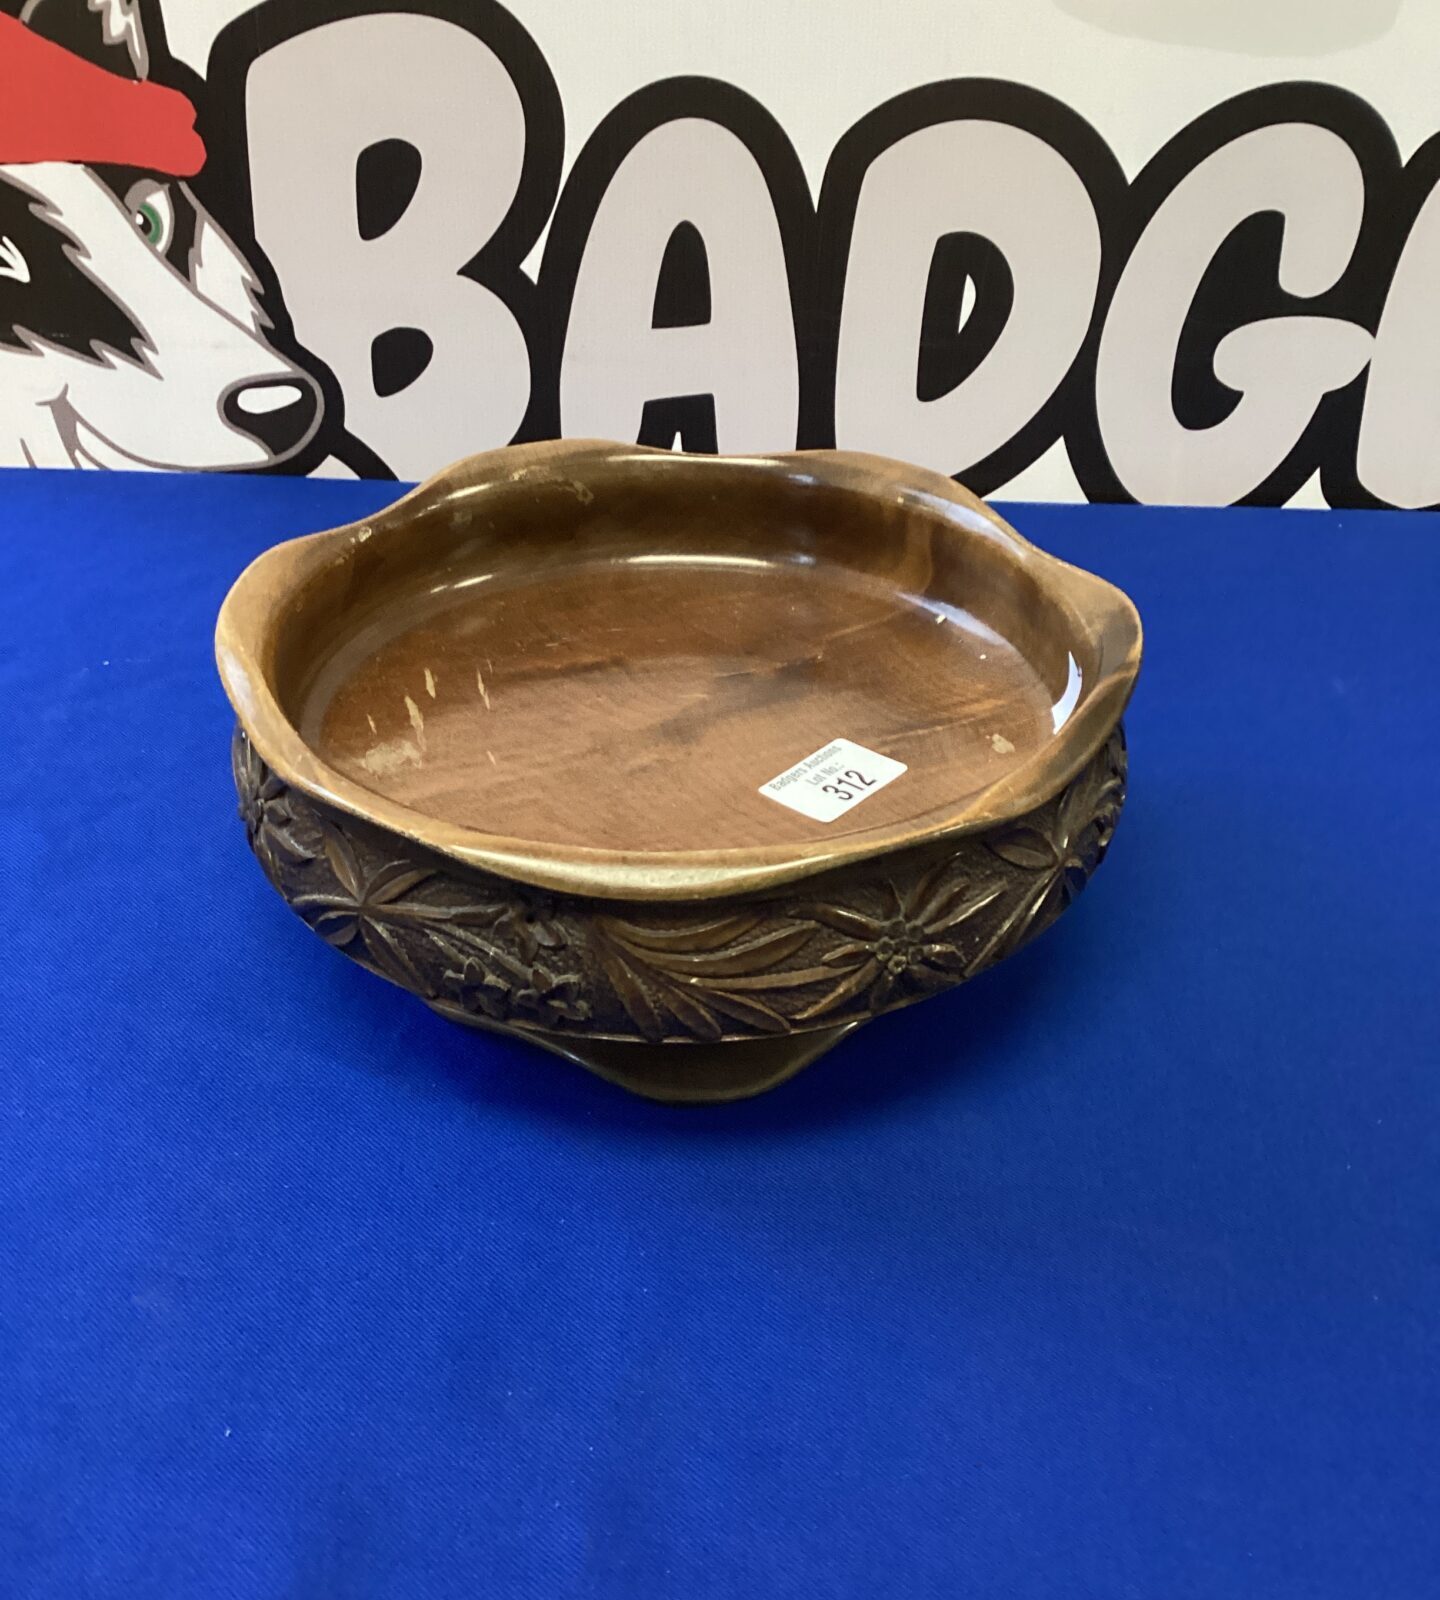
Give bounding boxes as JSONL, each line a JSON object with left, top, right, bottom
{"left": 232, "top": 731, "right": 314, "bottom": 884}
{"left": 972, "top": 732, "right": 1128, "bottom": 972}
{"left": 593, "top": 912, "right": 832, "bottom": 1041}
{"left": 231, "top": 724, "right": 1126, "bottom": 1044}
{"left": 447, "top": 956, "right": 590, "bottom": 1027}
{"left": 793, "top": 865, "right": 1006, "bottom": 1021}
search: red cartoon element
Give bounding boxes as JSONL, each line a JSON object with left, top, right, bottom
{"left": 0, "top": 12, "right": 204, "bottom": 176}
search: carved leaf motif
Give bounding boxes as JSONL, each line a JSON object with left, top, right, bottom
{"left": 795, "top": 958, "right": 883, "bottom": 1022}
{"left": 361, "top": 920, "right": 432, "bottom": 994}
{"left": 322, "top": 827, "right": 364, "bottom": 901}
{"left": 987, "top": 828, "right": 1058, "bottom": 872}
{"left": 610, "top": 914, "right": 765, "bottom": 954}
{"left": 685, "top": 985, "right": 788, "bottom": 1034}
{"left": 599, "top": 945, "right": 670, "bottom": 1042}
{"left": 922, "top": 881, "right": 1005, "bottom": 935}
{"left": 595, "top": 912, "right": 826, "bottom": 1041}
{"left": 659, "top": 984, "right": 725, "bottom": 1042}
{"left": 963, "top": 880, "right": 1052, "bottom": 977}
{"left": 799, "top": 904, "right": 877, "bottom": 939}
{"left": 686, "top": 965, "right": 837, "bottom": 993}
{"left": 632, "top": 924, "right": 813, "bottom": 979}
{"left": 366, "top": 863, "right": 434, "bottom": 905}
{"left": 311, "top": 910, "right": 360, "bottom": 949}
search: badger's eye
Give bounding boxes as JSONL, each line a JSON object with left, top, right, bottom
{"left": 124, "top": 181, "right": 174, "bottom": 253}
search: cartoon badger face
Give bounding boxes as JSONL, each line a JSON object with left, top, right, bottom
{"left": 0, "top": 0, "right": 324, "bottom": 470}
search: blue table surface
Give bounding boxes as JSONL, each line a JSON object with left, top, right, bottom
{"left": 1, "top": 467, "right": 1437, "bottom": 1600}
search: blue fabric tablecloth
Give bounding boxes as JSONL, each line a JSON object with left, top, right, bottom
{"left": 1, "top": 468, "right": 1437, "bottom": 1600}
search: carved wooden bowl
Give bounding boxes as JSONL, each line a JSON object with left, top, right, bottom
{"left": 216, "top": 441, "right": 1142, "bottom": 1103}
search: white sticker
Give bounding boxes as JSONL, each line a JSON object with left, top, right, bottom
{"left": 759, "top": 738, "right": 908, "bottom": 823}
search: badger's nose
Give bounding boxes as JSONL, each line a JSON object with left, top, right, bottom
{"left": 221, "top": 374, "right": 322, "bottom": 463}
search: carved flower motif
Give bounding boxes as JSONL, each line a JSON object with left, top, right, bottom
{"left": 796, "top": 862, "right": 1006, "bottom": 1020}
{"left": 232, "top": 731, "right": 314, "bottom": 882}
{"left": 499, "top": 890, "right": 567, "bottom": 961}
{"left": 968, "top": 729, "right": 1128, "bottom": 972}
{"left": 445, "top": 958, "right": 514, "bottom": 1021}
{"left": 445, "top": 956, "right": 590, "bottom": 1027}
{"left": 514, "top": 966, "right": 590, "bottom": 1026}
{"left": 289, "top": 824, "right": 437, "bottom": 992}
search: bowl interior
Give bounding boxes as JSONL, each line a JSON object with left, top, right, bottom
{"left": 264, "top": 451, "right": 1119, "bottom": 860}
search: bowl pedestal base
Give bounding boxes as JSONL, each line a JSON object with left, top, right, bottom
{"left": 433, "top": 1006, "right": 863, "bottom": 1104}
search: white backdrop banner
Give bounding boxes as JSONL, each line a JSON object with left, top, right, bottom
{"left": 2, "top": 0, "right": 1439, "bottom": 506}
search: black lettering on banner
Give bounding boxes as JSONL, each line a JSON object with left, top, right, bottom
{"left": 637, "top": 393, "right": 719, "bottom": 454}
{"left": 1066, "top": 83, "right": 1400, "bottom": 507}
{"left": 1337, "top": 133, "right": 1440, "bottom": 510}
{"left": 530, "top": 77, "right": 813, "bottom": 450}
{"left": 806, "top": 81, "right": 1126, "bottom": 495}
{"left": 371, "top": 325, "right": 433, "bottom": 398}
{"left": 916, "top": 233, "right": 1014, "bottom": 406}
{"left": 354, "top": 138, "right": 424, "bottom": 243}
{"left": 651, "top": 220, "right": 713, "bottom": 330}
{"left": 187, "top": 2, "right": 1440, "bottom": 509}
{"left": 204, "top": 0, "right": 562, "bottom": 477}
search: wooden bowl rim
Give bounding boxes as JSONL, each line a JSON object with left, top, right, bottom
{"left": 215, "top": 440, "right": 1142, "bottom": 900}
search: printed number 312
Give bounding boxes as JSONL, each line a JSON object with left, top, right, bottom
{"left": 820, "top": 769, "right": 876, "bottom": 803}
